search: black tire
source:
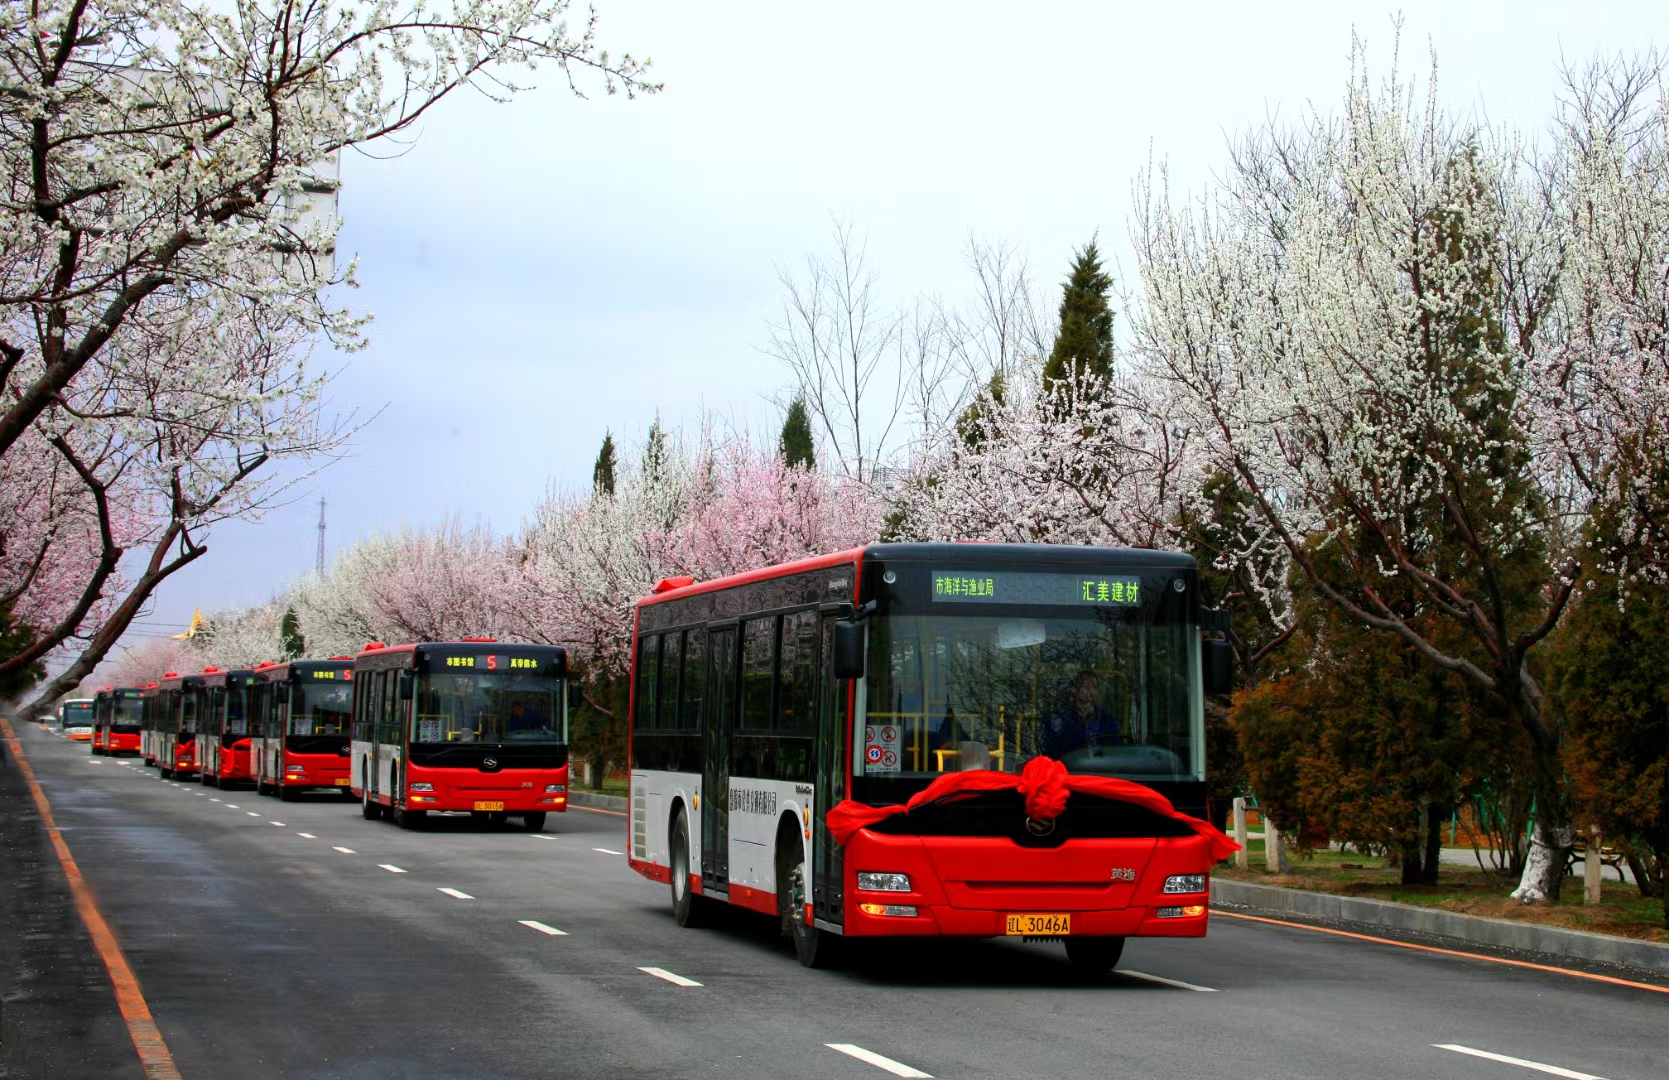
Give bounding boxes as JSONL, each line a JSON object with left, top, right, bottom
{"left": 670, "top": 810, "right": 711, "bottom": 928}
{"left": 396, "top": 805, "right": 426, "bottom": 831}
{"left": 361, "top": 789, "right": 384, "bottom": 820}
{"left": 1064, "top": 936, "right": 1125, "bottom": 975}
{"left": 486, "top": 810, "right": 508, "bottom": 828}
{"left": 522, "top": 812, "right": 548, "bottom": 832}
{"left": 278, "top": 785, "right": 297, "bottom": 802}
{"left": 160, "top": 767, "right": 174, "bottom": 779}
{"left": 778, "top": 832, "right": 842, "bottom": 968}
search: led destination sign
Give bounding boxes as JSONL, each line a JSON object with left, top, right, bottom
{"left": 931, "top": 570, "right": 1145, "bottom": 607}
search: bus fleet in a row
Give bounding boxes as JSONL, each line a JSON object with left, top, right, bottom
{"left": 72, "top": 542, "right": 1236, "bottom": 972}
{"left": 85, "top": 640, "right": 579, "bottom": 832}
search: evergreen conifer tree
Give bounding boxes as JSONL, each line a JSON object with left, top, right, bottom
{"left": 279, "top": 608, "right": 306, "bottom": 660}
{"left": 1042, "top": 241, "right": 1114, "bottom": 385}
{"left": 643, "top": 418, "right": 668, "bottom": 485}
{"left": 779, "top": 398, "right": 815, "bottom": 470}
{"left": 593, "top": 432, "right": 618, "bottom": 495}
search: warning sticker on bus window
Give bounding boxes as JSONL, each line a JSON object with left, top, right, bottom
{"left": 417, "top": 719, "right": 444, "bottom": 743}
{"left": 864, "top": 723, "right": 900, "bottom": 773}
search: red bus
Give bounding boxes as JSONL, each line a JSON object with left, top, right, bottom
{"left": 626, "top": 543, "right": 1236, "bottom": 970}
{"left": 350, "top": 641, "right": 577, "bottom": 831}
{"left": 197, "top": 666, "right": 255, "bottom": 787}
{"left": 144, "top": 671, "right": 203, "bottom": 779}
{"left": 251, "top": 658, "right": 355, "bottom": 800}
{"left": 91, "top": 687, "right": 143, "bottom": 755}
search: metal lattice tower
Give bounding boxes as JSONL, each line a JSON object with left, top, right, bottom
{"left": 315, "top": 496, "right": 327, "bottom": 575}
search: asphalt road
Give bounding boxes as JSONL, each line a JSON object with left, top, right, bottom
{"left": 9, "top": 721, "right": 1664, "bottom": 1080}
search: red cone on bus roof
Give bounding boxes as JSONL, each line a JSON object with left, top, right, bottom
{"left": 653, "top": 576, "right": 695, "bottom": 593}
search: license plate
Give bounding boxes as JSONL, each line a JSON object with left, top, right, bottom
{"left": 1006, "top": 913, "right": 1071, "bottom": 936}
{"left": 473, "top": 801, "right": 504, "bottom": 811}
{"left": 333, "top": 778, "right": 351, "bottom": 786}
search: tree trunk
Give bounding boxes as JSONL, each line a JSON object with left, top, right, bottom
{"left": 1508, "top": 674, "right": 1573, "bottom": 904}
{"left": 1400, "top": 807, "right": 1425, "bottom": 886}
{"left": 1423, "top": 803, "right": 1444, "bottom": 885}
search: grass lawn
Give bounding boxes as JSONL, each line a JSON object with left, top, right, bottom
{"left": 575, "top": 777, "right": 629, "bottom": 795}
{"left": 1218, "top": 840, "right": 1668, "bottom": 944}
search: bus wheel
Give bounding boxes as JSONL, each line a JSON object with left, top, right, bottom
{"left": 1064, "top": 936, "right": 1125, "bottom": 975}
{"left": 278, "top": 785, "right": 296, "bottom": 802}
{"left": 670, "top": 811, "right": 710, "bottom": 928}
{"left": 778, "top": 835, "right": 842, "bottom": 969}
{"left": 521, "top": 812, "right": 547, "bottom": 832}
{"left": 396, "top": 806, "right": 426, "bottom": 830}
{"left": 160, "top": 766, "right": 174, "bottom": 779}
{"left": 361, "top": 789, "right": 384, "bottom": 821}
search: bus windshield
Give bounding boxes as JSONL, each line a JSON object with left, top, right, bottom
{"left": 290, "top": 682, "right": 353, "bottom": 736}
{"left": 413, "top": 673, "right": 564, "bottom": 745}
{"left": 179, "top": 692, "right": 199, "bottom": 734}
{"left": 223, "top": 688, "right": 249, "bottom": 736}
{"left": 63, "top": 702, "right": 93, "bottom": 726}
{"left": 858, "top": 586, "right": 1201, "bottom": 785}
{"left": 114, "top": 698, "right": 143, "bottom": 731}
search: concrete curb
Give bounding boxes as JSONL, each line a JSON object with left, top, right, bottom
{"left": 568, "top": 790, "right": 627, "bottom": 812}
{"left": 1212, "top": 878, "right": 1669, "bottom": 973}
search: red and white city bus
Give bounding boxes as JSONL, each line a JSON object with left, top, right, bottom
{"left": 350, "top": 640, "right": 577, "bottom": 831}
{"left": 626, "top": 543, "right": 1238, "bottom": 970}
{"left": 252, "top": 658, "right": 355, "bottom": 800}
{"left": 197, "top": 666, "right": 255, "bottom": 787}
{"left": 146, "top": 671, "right": 203, "bottom": 779}
{"left": 92, "top": 687, "right": 143, "bottom": 755}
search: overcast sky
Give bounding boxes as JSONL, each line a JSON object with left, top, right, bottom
{"left": 117, "top": 0, "right": 1657, "bottom": 648}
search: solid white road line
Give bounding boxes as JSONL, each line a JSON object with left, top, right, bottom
{"left": 593, "top": 847, "right": 624, "bottom": 855}
{"left": 296, "top": 832, "right": 317, "bottom": 839}
{"left": 1115, "top": 969, "right": 1218, "bottom": 992}
{"left": 639, "top": 967, "right": 701, "bottom": 987}
{"left": 825, "top": 1044, "right": 933, "bottom": 1078}
{"left": 378, "top": 864, "right": 407, "bottom": 874}
{"left": 437, "top": 888, "right": 474, "bottom": 900}
{"left": 519, "top": 920, "right": 568, "bottom": 936}
{"left": 1434, "top": 1045, "right": 1607, "bottom": 1080}
{"left": 332, "top": 846, "right": 356, "bottom": 854}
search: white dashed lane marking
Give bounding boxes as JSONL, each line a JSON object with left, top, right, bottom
{"left": 378, "top": 864, "right": 407, "bottom": 874}
{"left": 297, "top": 833, "right": 317, "bottom": 839}
{"left": 593, "top": 847, "right": 624, "bottom": 855}
{"left": 1433, "top": 1045, "right": 1606, "bottom": 1080}
{"left": 269, "top": 821, "right": 286, "bottom": 827}
{"left": 531, "top": 835, "right": 559, "bottom": 841}
{"left": 332, "top": 847, "right": 355, "bottom": 854}
{"left": 210, "top": 798, "right": 221, "bottom": 802}
{"left": 519, "top": 920, "right": 567, "bottom": 936}
{"left": 825, "top": 1044, "right": 933, "bottom": 1078}
{"left": 437, "top": 888, "right": 474, "bottom": 900}
{"left": 225, "top": 804, "right": 241, "bottom": 809}
{"left": 1115, "top": 969, "right": 1217, "bottom": 992}
{"left": 246, "top": 811, "right": 261, "bottom": 817}
{"left": 639, "top": 967, "right": 701, "bottom": 987}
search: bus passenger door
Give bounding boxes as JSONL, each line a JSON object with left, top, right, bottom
{"left": 813, "top": 614, "right": 847, "bottom": 927}
{"left": 701, "top": 627, "right": 736, "bottom": 891}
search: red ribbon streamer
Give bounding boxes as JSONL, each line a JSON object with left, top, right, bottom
{"left": 825, "top": 756, "right": 1240, "bottom": 862}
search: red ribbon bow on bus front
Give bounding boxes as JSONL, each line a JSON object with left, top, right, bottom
{"left": 824, "top": 756, "right": 1239, "bottom": 861}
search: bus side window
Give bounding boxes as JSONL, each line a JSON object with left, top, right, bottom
{"left": 635, "top": 634, "right": 659, "bottom": 730}
{"left": 657, "top": 632, "right": 681, "bottom": 729}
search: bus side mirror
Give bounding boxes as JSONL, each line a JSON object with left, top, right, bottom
{"left": 274, "top": 682, "right": 290, "bottom": 704}
{"left": 567, "top": 681, "right": 585, "bottom": 710}
{"left": 398, "top": 672, "right": 415, "bottom": 701}
{"left": 833, "top": 620, "right": 866, "bottom": 681}
{"left": 1204, "top": 639, "right": 1235, "bottom": 695}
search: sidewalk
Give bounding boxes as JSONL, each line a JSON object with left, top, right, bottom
{"left": 0, "top": 723, "right": 144, "bottom": 1078}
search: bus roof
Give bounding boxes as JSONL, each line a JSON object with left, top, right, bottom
{"left": 635, "top": 543, "right": 1197, "bottom": 608}
{"left": 352, "top": 641, "right": 567, "bottom": 673}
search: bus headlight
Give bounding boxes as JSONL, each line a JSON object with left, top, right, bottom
{"left": 544, "top": 784, "right": 566, "bottom": 793}
{"left": 1163, "top": 874, "right": 1208, "bottom": 894}
{"left": 408, "top": 782, "right": 434, "bottom": 792}
{"left": 856, "top": 872, "right": 911, "bottom": 893}
{"left": 286, "top": 765, "right": 306, "bottom": 773}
